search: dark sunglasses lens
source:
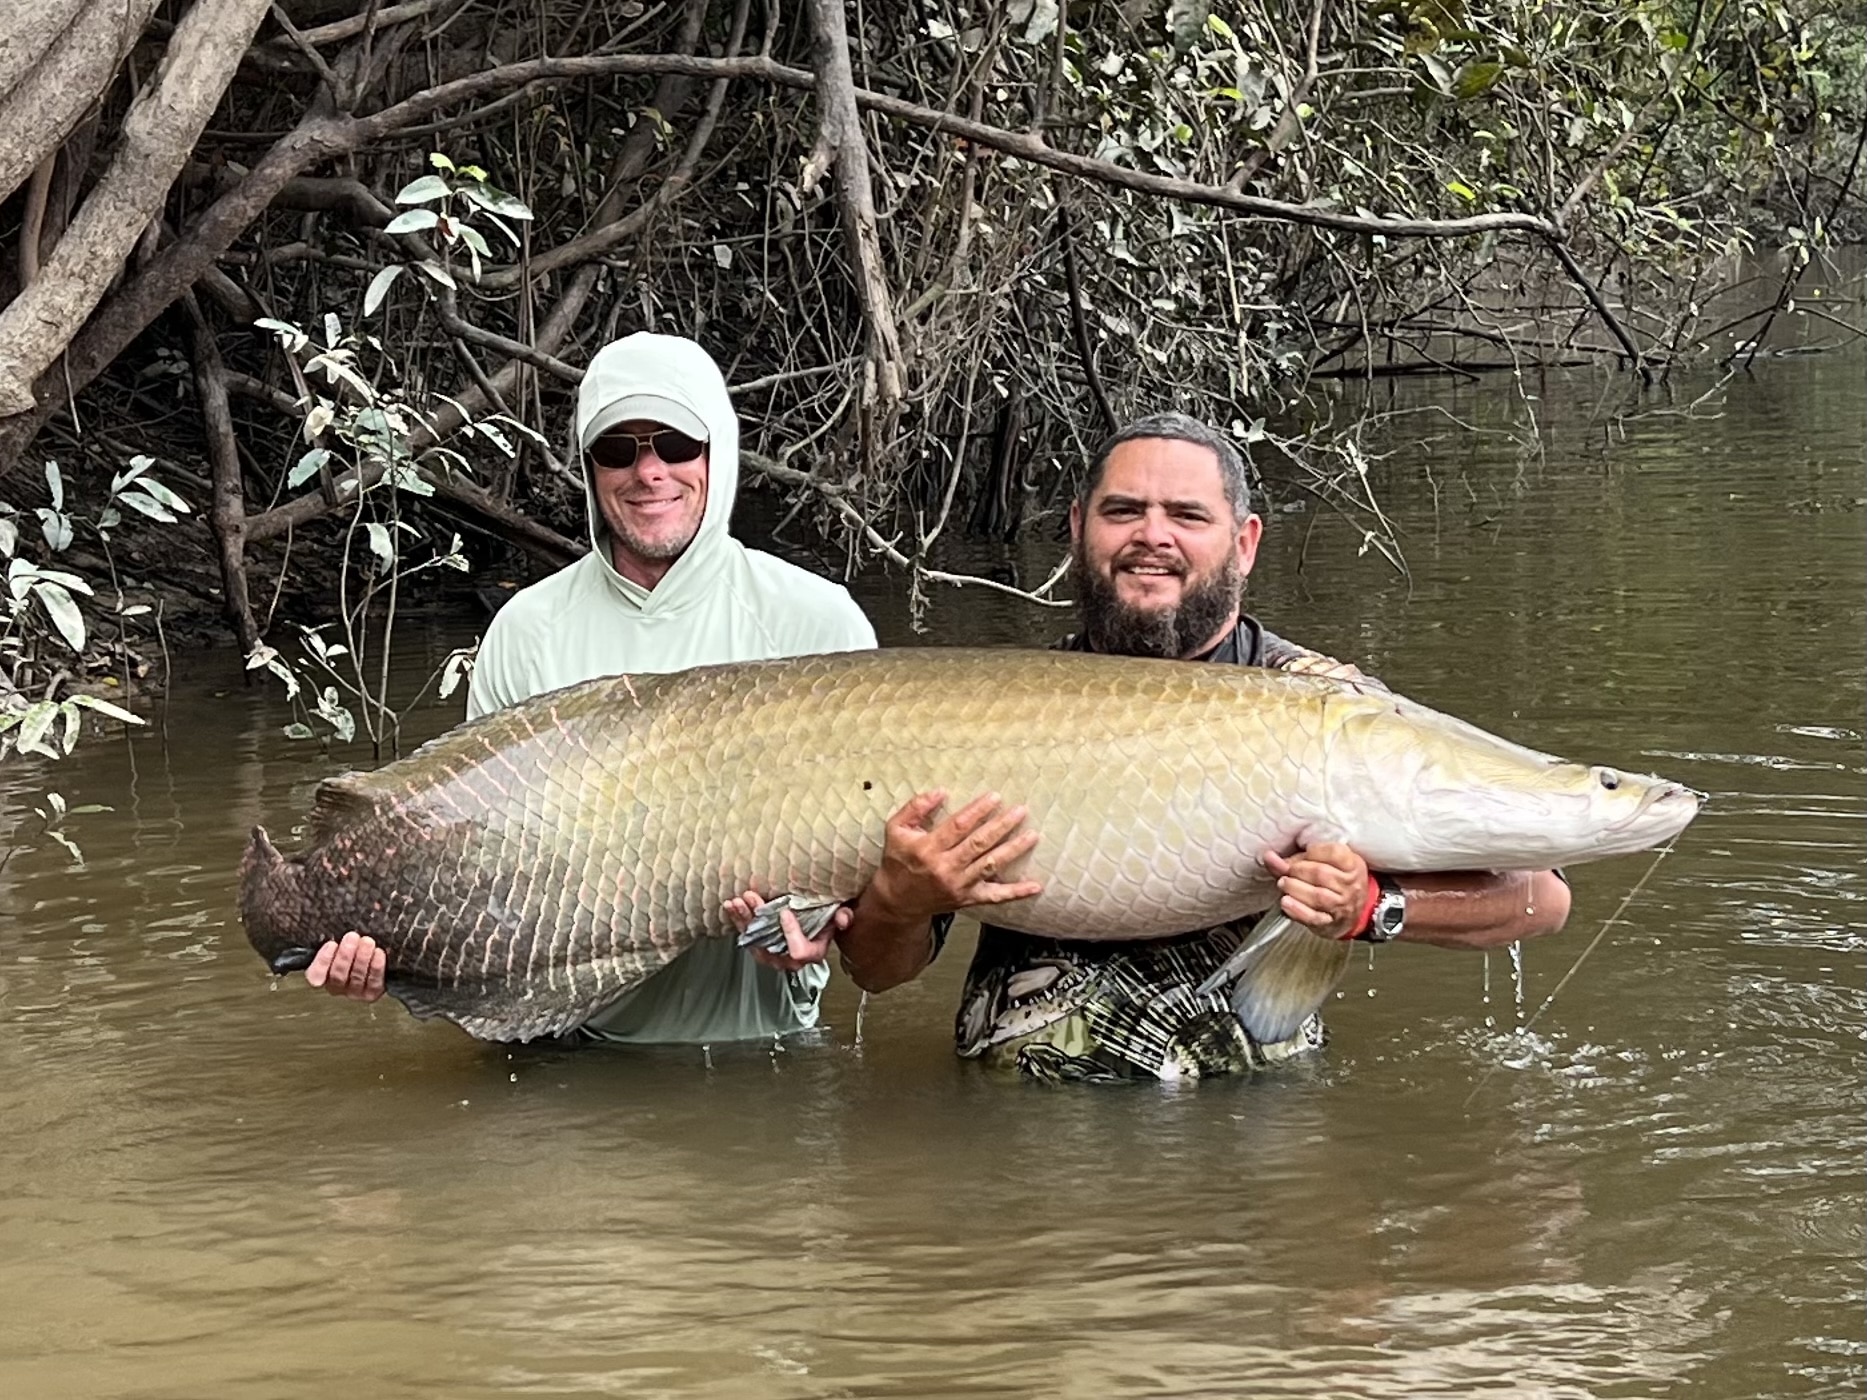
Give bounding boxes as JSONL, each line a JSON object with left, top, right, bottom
{"left": 587, "top": 435, "right": 640, "bottom": 471}
{"left": 652, "top": 431, "right": 704, "bottom": 464}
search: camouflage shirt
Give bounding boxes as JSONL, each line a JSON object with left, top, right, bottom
{"left": 948, "top": 617, "right": 1349, "bottom": 1082}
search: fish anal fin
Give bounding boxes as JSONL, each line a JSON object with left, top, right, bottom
{"left": 735, "top": 894, "right": 847, "bottom": 955}
{"left": 1227, "top": 914, "right": 1353, "bottom": 1045}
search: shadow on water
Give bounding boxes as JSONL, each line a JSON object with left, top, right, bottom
{"left": 1, "top": 345, "right": 1861, "bottom": 1398}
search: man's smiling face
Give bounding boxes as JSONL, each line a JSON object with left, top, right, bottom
{"left": 589, "top": 419, "right": 710, "bottom": 586}
{"left": 1070, "top": 436, "right": 1262, "bottom": 658}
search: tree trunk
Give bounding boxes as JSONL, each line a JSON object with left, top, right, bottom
{"left": 0, "top": 0, "right": 162, "bottom": 206}
{"left": 0, "top": 0, "right": 270, "bottom": 415}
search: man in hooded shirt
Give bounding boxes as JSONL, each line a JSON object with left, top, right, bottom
{"left": 306, "top": 333, "right": 1039, "bottom": 1044}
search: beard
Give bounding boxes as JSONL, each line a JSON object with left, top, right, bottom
{"left": 612, "top": 518, "right": 700, "bottom": 561}
{"left": 1074, "top": 541, "right": 1243, "bottom": 659}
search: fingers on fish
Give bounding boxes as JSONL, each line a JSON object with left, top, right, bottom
{"left": 1205, "top": 912, "right": 1353, "bottom": 1045}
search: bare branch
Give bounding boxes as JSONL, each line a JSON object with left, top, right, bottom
{"left": 185, "top": 299, "right": 262, "bottom": 654}
{"left": 802, "top": 0, "right": 906, "bottom": 413}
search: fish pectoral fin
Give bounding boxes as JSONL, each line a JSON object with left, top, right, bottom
{"left": 1225, "top": 913, "right": 1353, "bottom": 1045}
{"left": 735, "top": 894, "right": 847, "bottom": 955}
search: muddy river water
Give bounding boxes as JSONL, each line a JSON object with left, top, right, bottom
{"left": 1, "top": 348, "right": 1861, "bottom": 1398}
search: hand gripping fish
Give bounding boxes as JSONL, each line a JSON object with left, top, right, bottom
{"left": 239, "top": 648, "right": 1700, "bottom": 1042}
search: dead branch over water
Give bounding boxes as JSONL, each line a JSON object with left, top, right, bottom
{"left": 0, "top": 0, "right": 1859, "bottom": 647}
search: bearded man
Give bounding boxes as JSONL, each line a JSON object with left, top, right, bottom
{"left": 756, "top": 412, "right": 1573, "bottom": 1081}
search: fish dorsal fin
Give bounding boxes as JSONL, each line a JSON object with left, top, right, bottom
{"left": 308, "top": 771, "right": 386, "bottom": 843}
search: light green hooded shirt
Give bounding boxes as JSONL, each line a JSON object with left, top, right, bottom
{"left": 466, "top": 334, "right": 876, "bottom": 1043}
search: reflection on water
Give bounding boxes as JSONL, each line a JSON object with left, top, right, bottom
{"left": 1, "top": 352, "right": 1862, "bottom": 1399}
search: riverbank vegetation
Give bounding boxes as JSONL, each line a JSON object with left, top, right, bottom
{"left": 1, "top": 0, "right": 1862, "bottom": 755}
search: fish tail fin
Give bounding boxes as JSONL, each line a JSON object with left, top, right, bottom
{"left": 1224, "top": 913, "right": 1352, "bottom": 1045}
{"left": 239, "top": 826, "right": 317, "bottom": 974}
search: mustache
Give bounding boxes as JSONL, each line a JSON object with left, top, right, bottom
{"left": 1112, "top": 550, "right": 1187, "bottom": 576}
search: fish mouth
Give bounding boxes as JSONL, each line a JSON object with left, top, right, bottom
{"left": 268, "top": 947, "right": 317, "bottom": 975}
{"left": 1608, "top": 781, "right": 1705, "bottom": 834}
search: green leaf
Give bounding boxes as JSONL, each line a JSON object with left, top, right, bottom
{"left": 114, "top": 490, "right": 177, "bottom": 524}
{"left": 363, "top": 265, "right": 404, "bottom": 316}
{"left": 44, "top": 459, "right": 64, "bottom": 511}
{"left": 364, "top": 523, "right": 395, "bottom": 567}
{"left": 458, "top": 184, "right": 534, "bottom": 221}
{"left": 134, "top": 477, "right": 190, "bottom": 513}
{"left": 309, "top": 354, "right": 374, "bottom": 400}
{"left": 114, "top": 455, "right": 155, "bottom": 491}
{"left": 387, "top": 465, "right": 435, "bottom": 497}
{"left": 58, "top": 700, "right": 81, "bottom": 754}
{"left": 38, "top": 508, "right": 72, "bottom": 553}
{"left": 395, "top": 174, "right": 452, "bottom": 205}
{"left": 33, "top": 580, "right": 85, "bottom": 651}
{"left": 413, "top": 260, "right": 456, "bottom": 290}
{"left": 0, "top": 518, "right": 15, "bottom": 557}
{"left": 66, "top": 693, "right": 144, "bottom": 726}
{"left": 1446, "top": 179, "right": 1478, "bottom": 201}
{"left": 16, "top": 700, "right": 58, "bottom": 756}
{"left": 384, "top": 208, "right": 439, "bottom": 235}
{"left": 1453, "top": 60, "right": 1502, "bottom": 99}
{"left": 32, "top": 568, "right": 90, "bottom": 594}
{"left": 428, "top": 152, "right": 456, "bottom": 172}
{"left": 289, "top": 448, "right": 331, "bottom": 488}
{"left": 282, "top": 722, "right": 316, "bottom": 740}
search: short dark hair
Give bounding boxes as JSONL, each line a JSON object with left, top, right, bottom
{"left": 1080, "top": 412, "right": 1253, "bottom": 518}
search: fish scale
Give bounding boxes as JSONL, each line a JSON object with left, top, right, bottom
{"left": 238, "top": 647, "right": 1700, "bottom": 1042}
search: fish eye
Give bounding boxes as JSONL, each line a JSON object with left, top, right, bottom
{"left": 1596, "top": 768, "right": 1621, "bottom": 791}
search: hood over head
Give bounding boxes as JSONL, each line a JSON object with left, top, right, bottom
{"left": 574, "top": 333, "right": 741, "bottom": 613}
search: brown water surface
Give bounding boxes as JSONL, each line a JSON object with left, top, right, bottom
{"left": 2, "top": 351, "right": 1862, "bottom": 1398}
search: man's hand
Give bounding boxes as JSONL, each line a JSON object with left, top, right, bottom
{"left": 1263, "top": 842, "right": 1372, "bottom": 941}
{"left": 726, "top": 892, "right": 854, "bottom": 972}
{"left": 866, "top": 789, "right": 1043, "bottom": 922}
{"left": 304, "top": 932, "right": 388, "bottom": 1001}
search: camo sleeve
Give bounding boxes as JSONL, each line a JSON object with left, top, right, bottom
{"left": 1260, "top": 629, "right": 1388, "bottom": 690}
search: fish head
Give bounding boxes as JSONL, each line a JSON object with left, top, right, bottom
{"left": 1327, "top": 696, "right": 1703, "bottom": 871}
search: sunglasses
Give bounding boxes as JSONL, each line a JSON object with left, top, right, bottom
{"left": 586, "top": 428, "right": 706, "bottom": 472}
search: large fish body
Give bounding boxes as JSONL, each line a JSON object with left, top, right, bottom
{"left": 239, "top": 648, "right": 1699, "bottom": 1041}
